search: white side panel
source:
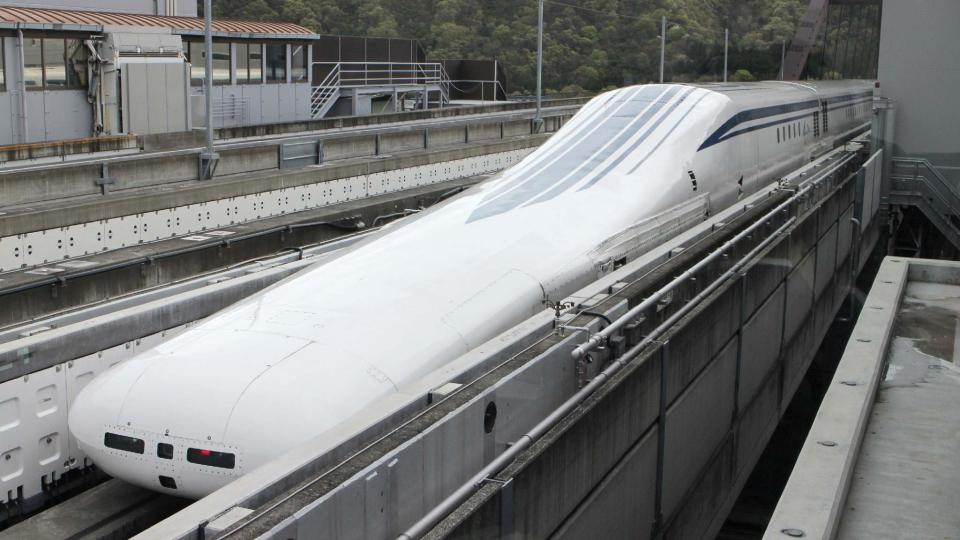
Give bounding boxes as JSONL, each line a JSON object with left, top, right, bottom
{"left": 0, "top": 365, "right": 69, "bottom": 502}
{"left": 0, "top": 235, "right": 25, "bottom": 273}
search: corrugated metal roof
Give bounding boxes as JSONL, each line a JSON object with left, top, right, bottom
{"left": 0, "top": 6, "right": 312, "bottom": 36}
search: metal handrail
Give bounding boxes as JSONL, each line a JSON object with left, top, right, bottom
{"left": 310, "top": 64, "right": 342, "bottom": 119}
{"left": 312, "top": 61, "right": 446, "bottom": 88}
{"left": 891, "top": 156, "right": 960, "bottom": 203}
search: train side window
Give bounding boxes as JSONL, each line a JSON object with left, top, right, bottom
{"left": 104, "top": 433, "right": 145, "bottom": 454}
{"left": 777, "top": 127, "right": 780, "bottom": 144}
{"left": 157, "top": 443, "right": 174, "bottom": 459}
{"left": 187, "top": 448, "right": 236, "bottom": 469}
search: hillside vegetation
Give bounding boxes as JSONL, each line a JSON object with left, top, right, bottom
{"left": 213, "top": 0, "right": 809, "bottom": 93}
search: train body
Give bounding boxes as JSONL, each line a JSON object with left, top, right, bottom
{"left": 69, "top": 80, "right": 872, "bottom": 498}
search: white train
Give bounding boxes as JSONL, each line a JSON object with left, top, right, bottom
{"left": 69, "top": 80, "right": 872, "bottom": 498}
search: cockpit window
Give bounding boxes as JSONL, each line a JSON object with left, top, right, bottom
{"left": 104, "top": 433, "right": 144, "bottom": 454}
{"left": 187, "top": 448, "right": 235, "bottom": 469}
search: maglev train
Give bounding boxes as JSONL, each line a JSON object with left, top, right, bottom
{"left": 69, "top": 80, "right": 872, "bottom": 498}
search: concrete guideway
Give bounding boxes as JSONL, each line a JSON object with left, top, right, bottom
{"left": 765, "top": 257, "right": 960, "bottom": 540}
{"left": 0, "top": 108, "right": 570, "bottom": 275}
{"left": 129, "top": 140, "right": 881, "bottom": 540}
{"left": 0, "top": 174, "right": 491, "bottom": 327}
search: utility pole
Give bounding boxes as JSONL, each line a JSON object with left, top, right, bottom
{"left": 780, "top": 40, "right": 786, "bottom": 80}
{"left": 199, "top": 0, "right": 219, "bottom": 179}
{"left": 535, "top": 0, "right": 544, "bottom": 132}
{"left": 659, "top": 15, "right": 666, "bottom": 83}
{"left": 723, "top": 27, "right": 729, "bottom": 82}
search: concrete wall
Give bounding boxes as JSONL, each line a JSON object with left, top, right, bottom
{"left": 5, "top": 0, "right": 198, "bottom": 16}
{"left": 879, "top": 0, "right": 960, "bottom": 172}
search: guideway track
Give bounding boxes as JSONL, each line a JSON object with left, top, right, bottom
{"left": 194, "top": 142, "right": 868, "bottom": 540}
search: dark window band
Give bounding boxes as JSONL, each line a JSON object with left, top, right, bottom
{"left": 187, "top": 448, "right": 236, "bottom": 469}
{"left": 104, "top": 432, "right": 144, "bottom": 454}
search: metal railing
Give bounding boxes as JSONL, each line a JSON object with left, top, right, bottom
{"left": 310, "top": 64, "right": 342, "bottom": 119}
{"left": 310, "top": 62, "right": 453, "bottom": 119}
{"left": 446, "top": 78, "right": 508, "bottom": 102}
{"left": 888, "top": 156, "right": 960, "bottom": 249}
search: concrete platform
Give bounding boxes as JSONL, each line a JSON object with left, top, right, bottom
{"left": 837, "top": 279, "right": 960, "bottom": 539}
{"left": 765, "top": 257, "right": 960, "bottom": 540}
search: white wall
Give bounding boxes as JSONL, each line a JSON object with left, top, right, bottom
{"left": 879, "top": 0, "right": 960, "bottom": 169}
{"left": 191, "top": 83, "right": 312, "bottom": 128}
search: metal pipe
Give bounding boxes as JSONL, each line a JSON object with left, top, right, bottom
{"left": 16, "top": 29, "right": 28, "bottom": 143}
{"left": 659, "top": 15, "right": 666, "bottom": 83}
{"left": 572, "top": 189, "right": 805, "bottom": 361}
{"left": 204, "top": 0, "right": 214, "bottom": 154}
{"left": 572, "top": 142, "right": 859, "bottom": 363}
{"left": 535, "top": 0, "right": 544, "bottom": 132}
{"left": 723, "top": 28, "right": 729, "bottom": 83}
{"left": 398, "top": 216, "right": 796, "bottom": 540}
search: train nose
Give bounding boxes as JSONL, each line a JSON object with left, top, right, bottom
{"left": 68, "top": 354, "right": 173, "bottom": 492}
{"left": 68, "top": 329, "right": 311, "bottom": 497}
{"left": 68, "top": 354, "right": 245, "bottom": 498}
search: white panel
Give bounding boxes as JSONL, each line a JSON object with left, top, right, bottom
{"left": 182, "top": 203, "right": 205, "bottom": 234}
{"left": 0, "top": 234, "right": 25, "bottom": 273}
{"left": 21, "top": 228, "right": 66, "bottom": 267}
{"left": 103, "top": 216, "right": 140, "bottom": 249}
{"left": 140, "top": 210, "right": 167, "bottom": 243}
{"left": 367, "top": 172, "right": 384, "bottom": 197}
{"left": 204, "top": 199, "right": 231, "bottom": 230}
{"left": 290, "top": 186, "right": 310, "bottom": 212}
{"left": 262, "top": 189, "right": 283, "bottom": 217}
{"left": 65, "top": 353, "right": 101, "bottom": 469}
{"left": 0, "top": 365, "right": 69, "bottom": 502}
{"left": 62, "top": 222, "right": 103, "bottom": 258}
{"left": 224, "top": 197, "right": 242, "bottom": 226}
{"left": 348, "top": 176, "right": 366, "bottom": 201}
{"left": 100, "top": 342, "right": 133, "bottom": 371}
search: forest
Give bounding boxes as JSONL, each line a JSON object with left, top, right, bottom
{"left": 210, "top": 0, "right": 866, "bottom": 95}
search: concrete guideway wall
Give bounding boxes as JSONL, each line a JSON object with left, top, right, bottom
{"left": 0, "top": 140, "right": 542, "bottom": 273}
{"left": 431, "top": 155, "right": 880, "bottom": 539}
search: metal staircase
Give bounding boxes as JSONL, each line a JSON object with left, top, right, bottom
{"left": 887, "top": 156, "right": 960, "bottom": 250}
{"left": 310, "top": 62, "right": 451, "bottom": 120}
{"left": 310, "top": 64, "right": 342, "bottom": 120}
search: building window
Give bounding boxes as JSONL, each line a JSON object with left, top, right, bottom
{"left": 237, "top": 42, "right": 262, "bottom": 83}
{"left": 0, "top": 40, "right": 5, "bottom": 91}
{"left": 66, "top": 39, "right": 88, "bottom": 88}
{"left": 265, "top": 43, "right": 286, "bottom": 82}
{"left": 22, "top": 37, "right": 88, "bottom": 91}
{"left": 44, "top": 38, "right": 67, "bottom": 88}
{"left": 187, "top": 41, "right": 230, "bottom": 86}
{"left": 291, "top": 44, "right": 308, "bottom": 83}
{"left": 23, "top": 38, "right": 44, "bottom": 89}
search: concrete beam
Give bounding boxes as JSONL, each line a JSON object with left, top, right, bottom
{"left": 762, "top": 257, "right": 908, "bottom": 540}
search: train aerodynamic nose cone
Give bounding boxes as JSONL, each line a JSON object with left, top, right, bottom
{"left": 68, "top": 329, "right": 316, "bottom": 497}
